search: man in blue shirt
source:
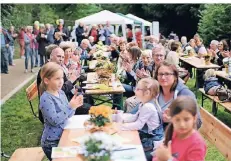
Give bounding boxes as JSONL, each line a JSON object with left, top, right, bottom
{"left": 1, "top": 26, "right": 13, "bottom": 74}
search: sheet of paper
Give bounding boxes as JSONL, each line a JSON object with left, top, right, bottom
{"left": 111, "top": 144, "right": 147, "bottom": 161}
{"left": 111, "top": 133, "right": 131, "bottom": 143}
{"left": 51, "top": 146, "right": 81, "bottom": 158}
{"left": 64, "top": 115, "right": 90, "bottom": 129}
{"left": 72, "top": 133, "right": 131, "bottom": 144}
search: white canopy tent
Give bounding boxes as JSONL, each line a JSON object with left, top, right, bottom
{"left": 75, "top": 10, "right": 135, "bottom": 39}
{"left": 126, "top": 14, "right": 152, "bottom": 27}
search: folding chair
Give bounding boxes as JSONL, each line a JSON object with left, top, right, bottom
{"left": 25, "top": 80, "right": 38, "bottom": 118}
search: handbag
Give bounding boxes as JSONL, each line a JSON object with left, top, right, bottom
{"left": 216, "top": 86, "right": 231, "bottom": 102}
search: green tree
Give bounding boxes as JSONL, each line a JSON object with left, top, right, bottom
{"left": 101, "top": 4, "right": 202, "bottom": 38}
{"left": 51, "top": 4, "right": 102, "bottom": 26}
{"left": 198, "top": 4, "right": 231, "bottom": 45}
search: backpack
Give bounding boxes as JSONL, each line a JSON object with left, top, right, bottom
{"left": 216, "top": 86, "right": 231, "bottom": 102}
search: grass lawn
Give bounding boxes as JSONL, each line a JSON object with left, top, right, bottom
{"left": 1, "top": 76, "right": 230, "bottom": 161}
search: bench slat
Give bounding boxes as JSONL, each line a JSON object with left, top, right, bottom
{"left": 9, "top": 147, "right": 45, "bottom": 161}
{"left": 199, "top": 107, "right": 231, "bottom": 160}
{"left": 199, "top": 88, "right": 231, "bottom": 112}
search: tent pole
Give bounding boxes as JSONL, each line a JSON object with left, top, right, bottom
{"left": 122, "top": 21, "right": 126, "bottom": 40}
{"left": 142, "top": 23, "right": 145, "bottom": 49}
{"left": 132, "top": 24, "right": 136, "bottom": 42}
{"left": 115, "top": 25, "right": 119, "bottom": 36}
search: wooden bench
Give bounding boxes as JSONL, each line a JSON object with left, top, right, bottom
{"left": 25, "top": 80, "right": 38, "bottom": 118}
{"left": 9, "top": 147, "right": 45, "bottom": 161}
{"left": 199, "top": 88, "right": 231, "bottom": 115}
{"left": 199, "top": 107, "right": 231, "bottom": 161}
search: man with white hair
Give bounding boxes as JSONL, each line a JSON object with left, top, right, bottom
{"left": 209, "top": 40, "right": 219, "bottom": 63}
{"left": 37, "top": 47, "right": 78, "bottom": 100}
{"left": 80, "top": 39, "right": 92, "bottom": 61}
{"left": 181, "top": 36, "right": 188, "bottom": 50}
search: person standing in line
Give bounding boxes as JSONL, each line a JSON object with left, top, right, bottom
{"left": 75, "top": 22, "right": 85, "bottom": 47}
{"left": 18, "top": 27, "right": 26, "bottom": 59}
{"left": 45, "top": 23, "right": 55, "bottom": 45}
{"left": 104, "top": 21, "right": 114, "bottom": 45}
{"left": 1, "top": 26, "right": 13, "bottom": 74}
{"left": 36, "top": 24, "right": 48, "bottom": 67}
{"left": 54, "top": 19, "right": 69, "bottom": 45}
{"left": 33, "top": 21, "right": 40, "bottom": 67}
{"left": 98, "top": 24, "right": 106, "bottom": 44}
{"left": 8, "top": 25, "right": 18, "bottom": 66}
{"left": 24, "top": 26, "right": 36, "bottom": 73}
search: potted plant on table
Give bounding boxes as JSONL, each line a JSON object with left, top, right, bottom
{"left": 79, "top": 132, "right": 119, "bottom": 161}
{"left": 84, "top": 105, "right": 113, "bottom": 133}
{"left": 204, "top": 53, "right": 212, "bottom": 65}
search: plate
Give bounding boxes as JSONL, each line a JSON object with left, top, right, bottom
{"left": 82, "top": 85, "right": 99, "bottom": 90}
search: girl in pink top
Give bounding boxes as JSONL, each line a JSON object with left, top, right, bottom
{"left": 153, "top": 96, "right": 207, "bottom": 161}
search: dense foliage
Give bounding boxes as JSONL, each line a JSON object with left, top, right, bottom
{"left": 1, "top": 4, "right": 101, "bottom": 30}
{"left": 1, "top": 4, "right": 231, "bottom": 45}
{"left": 198, "top": 4, "right": 231, "bottom": 46}
{"left": 101, "top": 4, "right": 203, "bottom": 38}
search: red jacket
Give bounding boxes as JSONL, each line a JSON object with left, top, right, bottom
{"left": 90, "top": 29, "right": 98, "bottom": 42}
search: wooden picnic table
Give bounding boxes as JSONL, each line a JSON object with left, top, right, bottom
{"left": 179, "top": 56, "right": 220, "bottom": 69}
{"left": 83, "top": 72, "right": 125, "bottom": 109}
{"left": 53, "top": 123, "right": 145, "bottom": 161}
{"left": 179, "top": 56, "right": 220, "bottom": 90}
{"left": 215, "top": 71, "right": 231, "bottom": 81}
{"left": 85, "top": 72, "right": 125, "bottom": 95}
{"left": 215, "top": 71, "right": 231, "bottom": 89}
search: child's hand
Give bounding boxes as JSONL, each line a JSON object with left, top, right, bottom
{"left": 163, "top": 109, "right": 171, "bottom": 122}
{"left": 69, "top": 95, "right": 83, "bottom": 109}
{"left": 155, "top": 141, "right": 172, "bottom": 161}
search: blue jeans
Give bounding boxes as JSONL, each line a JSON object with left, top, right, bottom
{"left": 112, "top": 93, "right": 123, "bottom": 110}
{"left": 34, "top": 49, "right": 39, "bottom": 66}
{"left": 8, "top": 45, "right": 14, "bottom": 65}
{"left": 25, "top": 47, "right": 34, "bottom": 70}
{"left": 42, "top": 140, "right": 59, "bottom": 161}
{"left": 130, "top": 103, "right": 140, "bottom": 114}
{"left": 40, "top": 55, "right": 46, "bottom": 67}
{"left": 122, "top": 84, "right": 135, "bottom": 98}
{"left": 1, "top": 46, "right": 9, "bottom": 73}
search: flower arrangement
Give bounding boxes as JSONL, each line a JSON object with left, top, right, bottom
{"left": 96, "top": 61, "right": 115, "bottom": 79}
{"left": 204, "top": 53, "right": 212, "bottom": 65}
{"left": 88, "top": 105, "right": 113, "bottom": 128}
{"left": 223, "top": 57, "right": 230, "bottom": 73}
{"left": 79, "top": 132, "right": 119, "bottom": 161}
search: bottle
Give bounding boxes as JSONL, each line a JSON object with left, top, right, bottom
{"left": 228, "top": 57, "right": 231, "bottom": 78}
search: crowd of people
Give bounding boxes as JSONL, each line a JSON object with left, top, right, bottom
{"left": 2, "top": 18, "right": 231, "bottom": 161}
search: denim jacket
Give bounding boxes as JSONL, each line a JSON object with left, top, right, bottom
{"left": 204, "top": 77, "right": 221, "bottom": 94}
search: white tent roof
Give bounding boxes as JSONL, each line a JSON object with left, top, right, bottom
{"left": 126, "top": 14, "right": 152, "bottom": 26}
{"left": 75, "top": 10, "right": 134, "bottom": 25}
